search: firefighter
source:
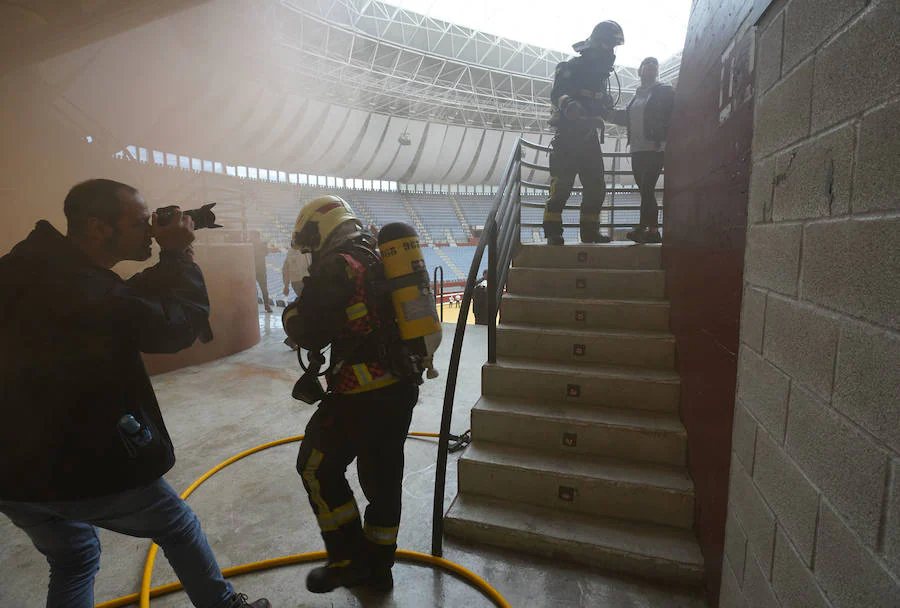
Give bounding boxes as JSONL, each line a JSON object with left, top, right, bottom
{"left": 543, "top": 20, "right": 625, "bottom": 245}
{"left": 282, "top": 196, "right": 420, "bottom": 594}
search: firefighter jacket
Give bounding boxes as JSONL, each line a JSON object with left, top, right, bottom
{"left": 283, "top": 241, "right": 400, "bottom": 395}
{"left": 549, "top": 53, "right": 616, "bottom": 139}
{"left": 0, "top": 221, "right": 212, "bottom": 502}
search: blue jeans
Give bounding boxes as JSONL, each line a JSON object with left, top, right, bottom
{"left": 0, "top": 478, "right": 235, "bottom": 608}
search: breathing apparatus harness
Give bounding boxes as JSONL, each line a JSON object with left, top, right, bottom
{"left": 291, "top": 232, "right": 423, "bottom": 405}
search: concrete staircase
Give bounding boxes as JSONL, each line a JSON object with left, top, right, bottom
{"left": 444, "top": 243, "right": 704, "bottom": 587}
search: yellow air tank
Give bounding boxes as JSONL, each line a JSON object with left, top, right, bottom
{"left": 377, "top": 222, "right": 442, "bottom": 379}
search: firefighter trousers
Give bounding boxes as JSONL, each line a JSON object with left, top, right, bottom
{"left": 296, "top": 380, "right": 418, "bottom": 570}
{"left": 543, "top": 130, "right": 607, "bottom": 241}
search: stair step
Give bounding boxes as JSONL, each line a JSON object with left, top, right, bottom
{"left": 514, "top": 243, "right": 662, "bottom": 270}
{"left": 508, "top": 267, "right": 666, "bottom": 299}
{"left": 471, "top": 396, "right": 687, "bottom": 466}
{"left": 500, "top": 294, "right": 671, "bottom": 331}
{"left": 444, "top": 493, "right": 705, "bottom": 586}
{"left": 483, "top": 357, "right": 681, "bottom": 412}
{"left": 458, "top": 441, "right": 694, "bottom": 528}
{"left": 497, "top": 323, "right": 675, "bottom": 369}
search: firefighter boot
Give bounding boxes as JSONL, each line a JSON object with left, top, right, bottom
{"left": 306, "top": 560, "right": 372, "bottom": 593}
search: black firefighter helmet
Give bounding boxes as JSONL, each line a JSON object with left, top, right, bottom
{"left": 573, "top": 20, "right": 625, "bottom": 53}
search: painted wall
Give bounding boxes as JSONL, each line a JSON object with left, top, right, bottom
{"left": 663, "top": 0, "right": 771, "bottom": 601}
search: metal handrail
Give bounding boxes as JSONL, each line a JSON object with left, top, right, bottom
{"left": 431, "top": 139, "right": 522, "bottom": 556}
{"left": 430, "top": 136, "right": 665, "bottom": 557}
{"left": 433, "top": 265, "right": 444, "bottom": 322}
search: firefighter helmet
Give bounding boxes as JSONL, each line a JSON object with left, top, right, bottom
{"left": 573, "top": 20, "right": 625, "bottom": 53}
{"left": 291, "top": 195, "right": 362, "bottom": 253}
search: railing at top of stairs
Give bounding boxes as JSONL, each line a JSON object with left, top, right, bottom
{"left": 429, "top": 138, "right": 666, "bottom": 557}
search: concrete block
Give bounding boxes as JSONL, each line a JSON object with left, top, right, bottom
{"left": 854, "top": 97, "right": 900, "bottom": 213}
{"left": 782, "top": 0, "right": 867, "bottom": 72}
{"left": 833, "top": 322, "right": 900, "bottom": 454}
{"left": 786, "top": 387, "right": 889, "bottom": 548}
{"left": 729, "top": 458, "right": 776, "bottom": 574}
{"left": 732, "top": 400, "right": 758, "bottom": 474}
{"left": 763, "top": 295, "right": 838, "bottom": 399}
{"left": 814, "top": 502, "right": 899, "bottom": 608}
{"left": 743, "top": 224, "right": 801, "bottom": 296}
{"left": 772, "top": 527, "right": 830, "bottom": 608}
{"left": 724, "top": 507, "right": 748, "bottom": 584}
{"left": 886, "top": 460, "right": 899, "bottom": 578}
{"left": 772, "top": 122, "right": 854, "bottom": 220}
{"left": 748, "top": 156, "right": 775, "bottom": 224}
{"left": 742, "top": 551, "right": 780, "bottom": 608}
{"left": 753, "top": 430, "right": 819, "bottom": 563}
{"left": 737, "top": 346, "right": 790, "bottom": 441}
{"left": 756, "top": 11, "right": 784, "bottom": 94}
{"left": 740, "top": 285, "right": 767, "bottom": 353}
{"left": 720, "top": 555, "right": 749, "bottom": 608}
{"left": 811, "top": 0, "right": 900, "bottom": 132}
{"left": 803, "top": 217, "right": 900, "bottom": 330}
{"left": 754, "top": 56, "right": 814, "bottom": 158}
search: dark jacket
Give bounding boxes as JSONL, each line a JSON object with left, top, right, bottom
{"left": 607, "top": 83, "right": 676, "bottom": 147}
{"left": 283, "top": 238, "right": 401, "bottom": 395}
{"left": 0, "top": 221, "right": 212, "bottom": 502}
{"left": 548, "top": 54, "right": 615, "bottom": 139}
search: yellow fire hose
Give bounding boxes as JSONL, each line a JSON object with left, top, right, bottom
{"left": 94, "top": 432, "right": 511, "bottom": 608}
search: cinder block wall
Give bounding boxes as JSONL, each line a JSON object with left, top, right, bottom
{"left": 722, "top": 0, "right": 900, "bottom": 606}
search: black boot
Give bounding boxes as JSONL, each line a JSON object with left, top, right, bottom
{"left": 581, "top": 232, "right": 611, "bottom": 244}
{"left": 306, "top": 559, "right": 372, "bottom": 593}
{"left": 229, "top": 593, "right": 271, "bottom": 608}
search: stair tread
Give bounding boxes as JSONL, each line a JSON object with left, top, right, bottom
{"left": 511, "top": 267, "right": 665, "bottom": 275}
{"left": 446, "top": 493, "right": 704, "bottom": 568}
{"left": 498, "top": 323, "right": 675, "bottom": 340}
{"left": 462, "top": 441, "right": 693, "bottom": 493}
{"left": 474, "top": 395, "right": 686, "bottom": 434}
{"left": 490, "top": 356, "right": 681, "bottom": 383}
{"left": 502, "top": 294, "right": 671, "bottom": 307}
{"left": 517, "top": 243, "right": 662, "bottom": 249}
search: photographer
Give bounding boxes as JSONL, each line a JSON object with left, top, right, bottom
{"left": 0, "top": 179, "right": 269, "bottom": 608}
{"left": 282, "top": 196, "right": 419, "bottom": 595}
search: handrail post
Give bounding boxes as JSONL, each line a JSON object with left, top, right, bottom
{"left": 433, "top": 265, "right": 444, "bottom": 322}
{"left": 487, "top": 221, "right": 498, "bottom": 364}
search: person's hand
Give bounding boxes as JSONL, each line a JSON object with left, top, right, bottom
{"left": 283, "top": 286, "right": 290, "bottom": 296}
{"left": 563, "top": 99, "right": 588, "bottom": 120}
{"left": 152, "top": 209, "right": 195, "bottom": 253}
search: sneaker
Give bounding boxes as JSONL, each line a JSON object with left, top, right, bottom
{"left": 546, "top": 236, "right": 565, "bottom": 246}
{"left": 306, "top": 560, "right": 371, "bottom": 594}
{"left": 230, "top": 593, "right": 271, "bottom": 608}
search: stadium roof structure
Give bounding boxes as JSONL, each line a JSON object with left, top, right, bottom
{"left": 275, "top": 0, "right": 681, "bottom": 134}
{"left": 15, "top": 0, "right": 681, "bottom": 185}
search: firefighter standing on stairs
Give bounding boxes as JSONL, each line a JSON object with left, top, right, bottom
{"left": 281, "top": 196, "right": 426, "bottom": 595}
{"left": 543, "top": 20, "right": 625, "bottom": 245}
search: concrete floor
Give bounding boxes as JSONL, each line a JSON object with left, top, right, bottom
{"left": 0, "top": 308, "right": 707, "bottom": 607}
